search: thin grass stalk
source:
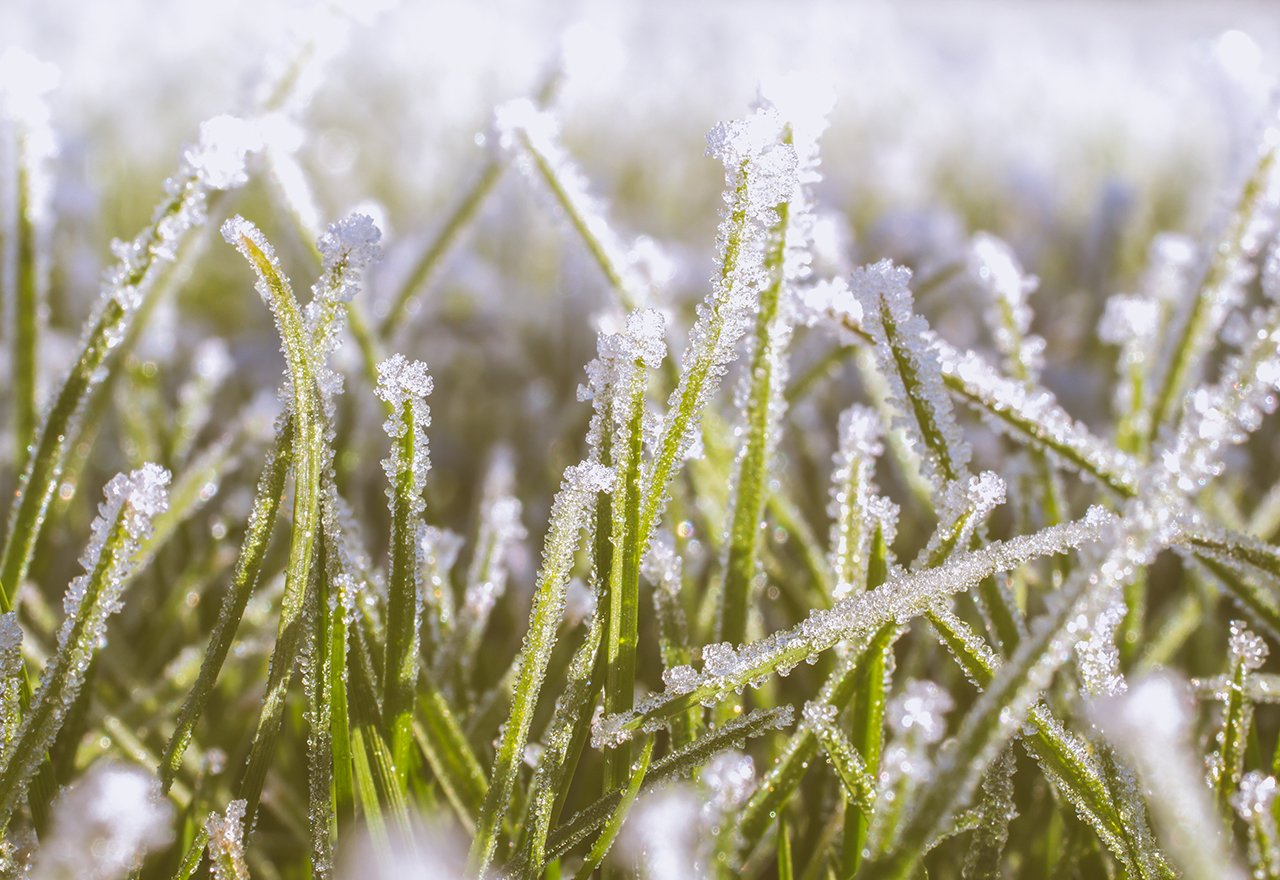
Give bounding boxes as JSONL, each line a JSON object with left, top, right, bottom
{"left": 467, "top": 460, "right": 611, "bottom": 877}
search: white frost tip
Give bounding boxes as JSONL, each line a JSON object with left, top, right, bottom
{"left": 376, "top": 355, "right": 434, "bottom": 410}
{"left": 318, "top": 213, "right": 383, "bottom": 280}
{"left": 624, "top": 308, "right": 667, "bottom": 369}
{"left": 798, "top": 276, "right": 861, "bottom": 327}
{"left": 206, "top": 799, "right": 249, "bottom": 880}
{"left": 117, "top": 462, "right": 172, "bottom": 519}
{"left": 969, "top": 471, "right": 1007, "bottom": 513}
{"left": 1098, "top": 294, "right": 1159, "bottom": 345}
{"left": 888, "top": 679, "right": 953, "bottom": 743}
{"left": 1229, "top": 619, "right": 1269, "bottom": 673}
{"left": 32, "top": 761, "right": 173, "bottom": 880}
{"left": 1233, "top": 771, "right": 1279, "bottom": 820}
{"left": 0, "top": 47, "right": 59, "bottom": 121}
{"left": 186, "top": 115, "right": 264, "bottom": 190}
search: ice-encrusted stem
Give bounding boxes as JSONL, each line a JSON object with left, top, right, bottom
{"left": 0, "top": 50, "right": 57, "bottom": 471}
{"left": 376, "top": 354, "right": 433, "bottom": 784}
{"left": 639, "top": 108, "right": 797, "bottom": 553}
{"left": 0, "top": 464, "right": 169, "bottom": 830}
{"left": 594, "top": 508, "right": 1111, "bottom": 746}
{"left": 1093, "top": 675, "right": 1248, "bottom": 880}
{"left": 1146, "top": 112, "right": 1280, "bottom": 445}
{"left": 719, "top": 88, "right": 825, "bottom": 650}
{"left": 467, "top": 460, "right": 612, "bottom": 877}
{"left": 493, "top": 99, "right": 653, "bottom": 311}
{"left": 220, "top": 216, "right": 325, "bottom": 828}
{"left": 159, "top": 423, "right": 292, "bottom": 792}
{"left": 596, "top": 311, "right": 664, "bottom": 795}
{"left": 0, "top": 116, "right": 262, "bottom": 611}
{"left": 1212, "top": 621, "right": 1267, "bottom": 813}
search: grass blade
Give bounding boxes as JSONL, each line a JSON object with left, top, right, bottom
{"left": 467, "top": 460, "right": 612, "bottom": 877}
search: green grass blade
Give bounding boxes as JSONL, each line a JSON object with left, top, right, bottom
{"left": 594, "top": 510, "right": 1110, "bottom": 745}
{"left": 573, "top": 735, "right": 654, "bottom": 880}
{"left": 0, "top": 464, "right": 170, "bottom": 830}
{"left": 159, "top": 426, "right": 291, "bottom": 791}
{"left": 375, "top": 355, "right": 433, "bottom": 784}
{"left": 467, "top": 460, "right": 611, "bottom": 877}
{"left": 220, "top": 216, "right": 324, "bottom": 826}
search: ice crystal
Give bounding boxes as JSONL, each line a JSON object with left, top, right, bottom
{"left": 852, "top": 259, "right": 972, "bottom": 492}
{"left": 32, "top": 762, "right": 173, "bottom": 880}
{"left": 316, "top": 212, "right": 382, "bottom": 304}
{"left": 1230, "top": 619, "right": 1270, "bottom": 673}
{"left": 206, "top": 800, "right": 249, "bottom": 880}
{"left": 1234, "top": 772, "right": 1279, "bottom": 820}
{"left": 376, "top": 355, "right": 433, "bottom": 508}
{"left": 971, "top": 232, "right": 1044, "bottom": 378}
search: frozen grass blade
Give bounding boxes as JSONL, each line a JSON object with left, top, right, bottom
{"left": 159, "top": 422, "right": 291, "bottom": 792}
{"left": 1211, "top": 621, "right": 1268, "bottom": 812}
{"left": 1145, "top": 110, "right": 1280, "bottom": 445}
{"left": 375, "top": 354, "right": 433, "bottom": 783}
{"left": 467, "top": 460, "right": 612, "bottom": 877}
{"left": 593, "top": 508, "right": 1111, "bottom": 747}
{"left": 639, "top": 108, "right": 796, "bottom": 550}
{"left": 801, "top": 700, "right": 876, "bottom": 816}
{"left": 719, "top": 85, "right": 827, "bottom": 648}
{"left": 0, "top": 464, "right": 169, "bottom": 830}
{"left": 0, "top": 116, "right": 261, "bottom": 610}
{"left": 219, "top": 216, "right": 326, "bottom": 827}
{"left": 0, "top": 51, "right": 56, "bottom": 470}
{"left": 494, "top": 99, "right": 655, "bottom": 311}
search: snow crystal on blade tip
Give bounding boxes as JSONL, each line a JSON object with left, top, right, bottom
{"left": 1228, "top": 619, "right": 1269, "bottom": 672}
{"left": 623, "top": 308, "right": 667, "bottom": 369}
{"left": 1233, "top": 771, "right": 1278, "bottom": 820}
{"left": 186, "top": 115, "right": 264, "bottom": 190}
{"left": 318, "top": 212, "right": 382, "bottom": 278}
{"left": 375, "top": 355, "right": 434, "bottom": 408}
